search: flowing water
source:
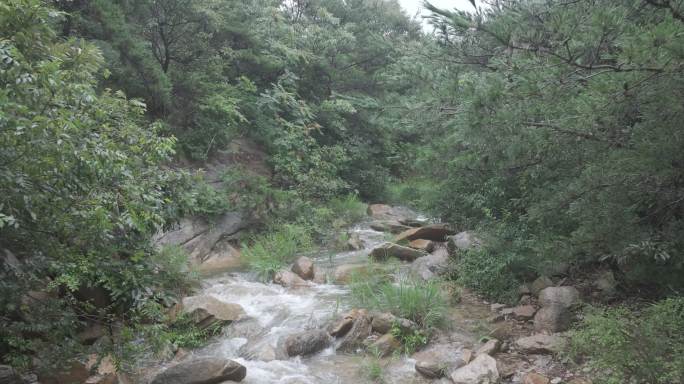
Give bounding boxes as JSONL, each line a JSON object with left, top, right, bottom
{"left": 153, "top": 220, "right": 470, "bottom": 383}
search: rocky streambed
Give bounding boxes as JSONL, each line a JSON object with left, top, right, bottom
{"left": 138, "top": 204, "right": 593, "bottom": 384}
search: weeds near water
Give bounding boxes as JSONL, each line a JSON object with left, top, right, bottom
{"left": 361, "top": 347, "right": 386, "bottom": 383}
{"left": 350, "top": 273, "right": 447, "bottom": 329}
{"left": 242, "top": 223, "right": 313, "bottom": 280}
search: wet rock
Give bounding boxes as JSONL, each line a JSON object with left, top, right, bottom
{"left": 530, "top": 276, "right": 554, "bottom": 296}
{"left": 149, "top": 357, "right": 246, "bottom": 384}
{"left": 284, "top": 329, "right": 331, "bottom": 356}
{"left": 369, "top": 334, "right": 401, "bottom": 357}
{"left": 182, "top": 295, "right": 245, "bottom": 329}
{"left": 336, "top": 309, "right": 373, "bottom": 353}
{"left": 538, "top": 286, "right": 580, "bottom": 309}
{"left": 273, "top": 269, "right": 308, "bottom": 288}
{"left": 370, "top": 221, "right": 413, "bottom": 234}
{"left": 370, "top": 242, "right": 426, "bottom": 262}
{"left": 476, "top": 339, "right": 501, "bottom": 357}
{"left": 333, "top": 264, "right": 367, "bottom": 284}
{"left": 312, "top": 265, "right": 328, "bottom": 284}
{"left": 408, "top": 239, "right": 435, "bottom": 252}
{"left": 411, "top": 247, "right": 449, "bottom": 281}
{"left": 446, "top": 231, "right": 482, "bottom": 255}
{"left": 0, "top": 365, "right": 21, "bottom": 384}
{"left": 512, "top": 305, "right": 537, "bottom": 321}
{"left": 347, "top": 232, "right": 365, "bottom": 250}
{"left": 515, "top": 334, "right": 566, "bottom": 354}
{"left": 395, "top": 224, "right": 456, "bottom": 243}
{"left": 450, "top": 354, "right": 500, "bottom": 384}
{"left": 413, "top": 344, "right": 468, "bottom": 379}
{"left": 523, "top": 372, "right": 550, "bottom": 384}
{"left": 291, "top": 256, "right": 314, "bottom": 280}
{"left": 330, "top": 317, "right": 354, "bottom": 337}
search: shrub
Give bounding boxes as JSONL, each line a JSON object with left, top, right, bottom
{"left": 242, "top": 224, "right": 313, "bottom": 280}
{"left": 570, "top": 298, "right": 684, "bottom": 384}
{"left": 391, "top": 323, "right": 428, "bottom": 354}
{"left": 451, "top": 247, "right": 519, "bottom": 304}
{"left": 350, "top": 274, "right": 447, "bottom": 329}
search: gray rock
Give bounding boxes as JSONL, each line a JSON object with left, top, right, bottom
{"left": 411, "top": 247, "right": 450, "bottom": 281}
{"left": 150, "top": 357, "right": 246, "bottom": 384}
{"left": 0, "top": 365, "right": 22, "bottom": 384}
{"left": 515, "top": 334, "right": 566, "bottom": 354}
{"left": 413, "top": 344, "right": 468, "bottom": 379}
{"left": 538, "top": 286, "right": 580, "bottom": 309}
{"left": 475, "top": 339, "right": 501, "bottom": 357}
{"left": 534, "top": 306, "right": 573, "bottom": 332}
{"left": 450, "top": 354, "right": 500, "bottom": 384}
{"left": 284, "top": 329, "right": 331, "bottom": 356}
{"left": 446, "top": 231, "right": 482, "bottom": 256}
{"left": 182, "top": 295, "right": 245, "bottom": 329}
{"left": 291, "top": 256, "right": 314, "bottom": 280}
{"left": 370, "top": 242, "right": 426, "bottom": 262}
{"left": 273, "top": 270, "right": 308, "bottom": 288}
{"left": 511, "top": 305, "right": 537, "bottom": 320}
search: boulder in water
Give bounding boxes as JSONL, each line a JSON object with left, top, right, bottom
{"left": 291, "top": 256, "right": 314, "bottom": 280}
{"left": 274, "top": 269, "right": 309, "bottom": 288}
{"left": 370, "top": 242, "right": 426, "bottom": 262}
{"left": 335, "top": 309, "right": 373, "bottom": 353}
{"left": 182, "top": 295, "right": 245, "bottom": 329}
{"left": 333, "top": 264, "right": 368, "bottom": 284}
{"left": 149, "top": 357, "right": 246, "bottom": 384}
{"left": 284, "top": 329, "right": 331, "bottom": 356}
{"left": 395, "top": 224, "right": 456, "bottom": 243}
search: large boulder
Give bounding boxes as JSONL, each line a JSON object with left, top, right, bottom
{"left": 0, "top": 366, "right": 22, "bottom": 384}
{"left": 333, "top": 264, "right": 368, "bottom": 284}
{"left": 291, "top": 256, "right": 314, "bottom": 280}
{"left": 370, "top": 242, "right": 426, "bottom": 262}
{"left": 446, "top": 231, "right": 482, "bottom": 255}
{"left": 283, "top": 329, "right": 331, "bottom": 356}
{"left": 538, "top": 286, "right": 580, "bottom": 309}
{"left": 273, "top": 270, "right": 308, "bottom": 288}
{"left": 515, "top": 334, "right": 566, "bottom": 354}
{"left": 150, "top": 358, "right": 246, "bottom": 384}
{"left": 182, "top": 295, "right": 245, "bottom": 329}
{"left": 154, "top": 212, "right": 246, "bottom": 273}
{"left": 449, "top": 354, "right": 500, "bottom": 384}
{"left": 534, "top": 286, "right": 580, "bottom": 332}
{"left": 413, "top": 344, "right": 468, "bottom": 379}
{"left": 411, "top": 247, "right": 450, "bottom": 281}
{"left": 395, "top": 224, "right": 456, "bottom": 243}
{"left": 367, "top": 205, "right": 416, "bottom": 221}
